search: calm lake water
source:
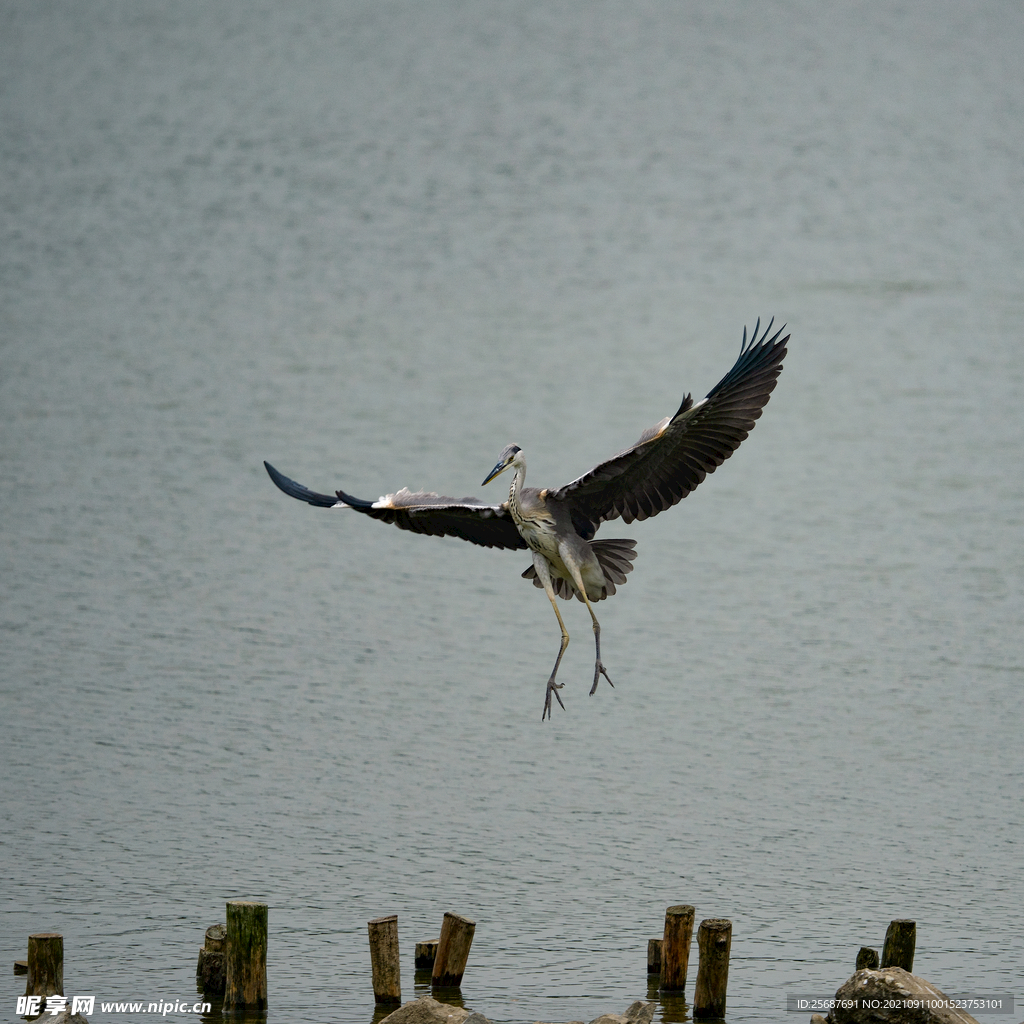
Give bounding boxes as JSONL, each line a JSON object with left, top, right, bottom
{"left": 2, "top": 2, "right": 1022, "bottom": 1021}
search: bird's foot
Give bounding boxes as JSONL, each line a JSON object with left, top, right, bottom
{"left": 590, "top": 660, "right": 614, "bottom": 696}
{"left": 542, "top": 678, "right": 566, "bottom": 721}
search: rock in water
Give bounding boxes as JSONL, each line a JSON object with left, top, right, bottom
{"left": 533, "top": 1000, "right": 654, "bottom": 1024}
{"left": 824, "top": 967, "right": 982, "bottom": 1024}
{"left": 379, "top": 995, "right": 492, "bottom": 1024}
{"left": 623, "top": 1001, "right": 655, "bottom": 1024}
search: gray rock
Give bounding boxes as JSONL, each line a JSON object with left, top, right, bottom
{"left": 825, "top": 967, "right": 982, "bottom": 1024}
{"left": 379, "top": 995, "right": 490, "bottom": 1024}
{"left": 624, "top": 1001, "right": 656, "bottom": 1024}
{"left": 587, "top": 1002, "right": 655, "bottom": 1024}
{"left": 535, "top": 1000, "right": 654, "bottom": 1024}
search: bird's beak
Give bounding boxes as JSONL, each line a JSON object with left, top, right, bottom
{"left": 482, "top": 461, "right": 508, "bottom": 487}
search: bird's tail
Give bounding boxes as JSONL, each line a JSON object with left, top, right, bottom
{"left": 590, "top": 538, "right": 638, "bottom": 598}
{"left": 521, "top": 539, "right": 638, "bottom": 602}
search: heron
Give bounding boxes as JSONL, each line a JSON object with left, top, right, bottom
{"left": 265, "top": 318, "right": 788, "bottom": 719}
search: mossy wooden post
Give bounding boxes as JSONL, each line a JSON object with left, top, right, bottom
{"left": 856, "top": 946, "right": 880, "bottom": 970}
{"left": 431, "top": 912, "right": 475, "bottom": 988}
{"left": 881, "top": 919, "right": 915, "bottom": 972}
{"left": 25, "top": 933, "right": 63, "bottom": 1000}
{"left": 660, "top": 904, "right": 694, "bottom": 992}
{"left": 224, "top": 901, "right": 268, "bottom": 1014}
{"left": 692, "top": 918, "right": 732, "bottom": 1020}
{"left": 367, "top": 915, "right": 401, "bottom": 1004}
{"left": 647, "top": 937, "right": 663, "bottom": 974}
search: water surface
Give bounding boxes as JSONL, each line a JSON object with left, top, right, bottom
{"left": 2, "top": 2, "right": 1022, "bottom": 1021}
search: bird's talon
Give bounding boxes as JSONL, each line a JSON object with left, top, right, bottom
{"left": 542, "top": 679, "right": 566, "bottom": 720}
{"left": 590, "top": 661, "right": 613, "bottom": 695}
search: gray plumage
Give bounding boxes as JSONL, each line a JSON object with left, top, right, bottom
{"left": 265, "top": 318, "right": 788, "bottom": 719}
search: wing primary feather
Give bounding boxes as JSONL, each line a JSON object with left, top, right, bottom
{"left": 264, "top": 461, "right": 343, "bottom": 507}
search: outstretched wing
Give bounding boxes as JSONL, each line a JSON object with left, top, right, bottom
{"left": 550, "top": 318, "right": 788, "bottom": 527}
{"left": 264, "top": 461, "right": 527, "bottom": 550}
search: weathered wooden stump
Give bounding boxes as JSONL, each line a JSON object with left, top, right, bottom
{"left": 415, "top": 939, "right": 439, "bottom": 970}
{"left": 26, "top": 933, "right": 63, "bottom": 999}
{"left": 881, "top": 919, "right": 915, "bottom": 972}
{"left": 368, "top": 915, "right": 401, "bottom": 1004}
{"left": 660, "top": 905, "right": 694, "bottom": 992}
{"left": 204, "top": 923, "right": 227, "bottom": 952}
{"left": 224, "top": 900, "right": 268, "bottom": 1013}
{"left": 197, "top": 923, "right": 227, "bottom": 997}
{"left": 431, "top": 912, "right": 475, "bottom": 988}
{"left": 14, "top": 959, "right": 28, "bottom": 974}
{"left": 692, "top": 918, "right": 731, "bottom": 1020}
{"left": 647, "top": 937, "right": 663, "bottom": 974}
{"left": 856, "top": 945, "right": 880, "bottom": 970}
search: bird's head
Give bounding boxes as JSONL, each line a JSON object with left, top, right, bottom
{"left": 482, "top": 444, "right": 522, "bottom": 486}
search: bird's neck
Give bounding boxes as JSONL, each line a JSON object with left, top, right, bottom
{"left": 507, "top": 459, "right": 525, "bottom": 521}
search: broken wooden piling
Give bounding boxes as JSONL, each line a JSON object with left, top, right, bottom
{"left": 197, "top": 923, "right": 227, "bottom": 997}
{"left": 856, "top": 945, "right": 880, "bottom": 970}
{"left": 647, "top": 937, "right": 663, "bottom": 974}
{"left": 224, "top": 900, "right": 268, "bottom": 1013}
{"left": 368, "top": 915, "right": 401, "bottom": 1004}
{"left": 415, "top": 939, "right": 439, "bottom": 970}
{"left": 431, "top": 912, "right": 475, "bottom": 988}
{"left": 25, "top": 933, "right": 63, "bottom": 1001}
{"left": 660, "top": 904, "right": 695, "bottom": 992}
{"left": 881, "top": 919, "right": 915, "bottom": 972}
{"left": 692, "top": 918, "right": 732, "bottom": 1020}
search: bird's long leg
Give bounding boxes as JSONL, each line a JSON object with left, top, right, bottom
{"left": 531, "top": 553, "right": 569, "bottom": 720}
{"left": 561, "top": 554, "right": 613, "bottom": 697}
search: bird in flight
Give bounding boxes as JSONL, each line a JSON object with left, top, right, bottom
{"left": 265, "top": 318, "right": 788, "bottom": 719}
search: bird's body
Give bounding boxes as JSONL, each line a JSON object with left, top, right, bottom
{"left": 265, "top": 318, "right": 788, "bottom": 718}
{"left": 498, "top": 460, "right": 611, "bottom": 602}
{"left": 485, "top": 446, "right": 632, "bottom": 714}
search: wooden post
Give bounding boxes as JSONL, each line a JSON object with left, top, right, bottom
{"left": 431, "top": 912, "right": 475, "bottom": 988}
{"left": 856, "top": 946, "right": 880, "bottom": 970}
{"left": 367, "top": 915, "right": 401, "bottom": 1004}
{"left": 647, "top": 937, "right": 663, "bottom": 974}
{"left": 197, "top": 923, "right": 227, "bottom": 997}
{"left": 660, "top": 905, "right": 694, "bottom": 992}
{"left": 692, "top": 918, "right": 732, "bottom": 1020}
{"left": 224, "top": 901, "right": 268, "bottom": 1013}
{"left": 881, "top": 919, "right": 915, "bottom": 972}
{"left": 415, "top": 940, "right": 439, "bottom": 970}
{"left": 25, "top": 933, "right": 63, "bottom": 1000}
